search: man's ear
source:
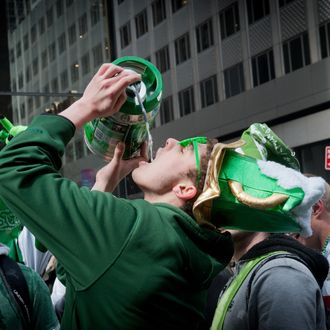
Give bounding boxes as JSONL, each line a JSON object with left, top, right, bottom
{"left": 312, "top": 200, "right": 324, "bottom": 217}
{"left": 172, "top": 183, "right": 197, "bottom": 201}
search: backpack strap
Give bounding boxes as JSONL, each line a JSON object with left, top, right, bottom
{"left": 0, "top": 254, "right": 31, "bottom": 328}
{"left": 211, "top": 251, "right": 287, "bottom": 330}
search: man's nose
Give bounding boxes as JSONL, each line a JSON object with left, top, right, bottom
{"left": 165, "top": 138, "right": 178, "bottom": 149}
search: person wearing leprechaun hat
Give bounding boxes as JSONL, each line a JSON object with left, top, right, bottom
{"left": 199, "top": 123, "right": 328, "bottom": 330}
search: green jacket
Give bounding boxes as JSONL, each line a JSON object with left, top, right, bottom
{"left": 0, "top": 115, "right": 232, "bottom": 329}
{"left": 0, "top": 251, "right": 59, "bottom": 329}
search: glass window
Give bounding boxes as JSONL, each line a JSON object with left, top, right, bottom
{"left": 120, "top": 22, "right": 131, "bottom": 48}
{"left": 46, "top": 7, "right": 53, "bottom": 27}
{"left": 246, "top": 0, "right": 270, "bottom": 24}
{"left": 18, "top": 73, "right": 23, "bottom": 89}
{"left": 224, "top": 62, "right": 245, "bottom": 98}
{"left": 61, "top": 70, "right": 68, "bottom": 90}
{"left": 79, "top": 13, "right": 88, "bottom": 37}
{"left": 118, "top": 0, "right": 125, "bottom": 4}
{"left": 200, "top": 75, "right": 219, "bottom": 108}
{"left": 196, "top": 18, "right": 214, "bottom": 53}
{"left": 31, "top": 24, "right": 37, "bottom": 43}
{"left": 152, "top": 0, "right": 166, "bottom": 26}
{"left": 16, "top": 41, "right": 21, "bottom": 58}
{"left": 135, "top": 9, "right": 148, "bottom": 38}
{"left": 75, "top": 139, "right": 84, "bottom": 159}
{"left": 41, "top": 50, "right": 48, "bottom": 69}
{"left": 172, "top": 0, "right": 187, "bottom": 13}
{"left": 93, "top": 44, "right": 103, "bottom": 67}
{"left": 219, "top": 2, "right": 240, "bottom": 40}
{"left": 251, "top": 48, "right": 275, "bottom": 87}
{"left": 320, "top": 21, "right": 330, "bottom": 59}
{"left": 175, "top": 32, "right": 191, "bottom": 64}
{"left": 20, "top": 103, "right": 25, "bottom": 119}
{"left": 178, "top": 86, "right": 195, "bottom": 117}
{"left": 43, "top": 83, "right": 50, "bottom": 103}
{"left": 91, "top": 5, "right": 100, "bottom": 26}
{"left": 25, "top": 66, "right": 31, "bottom": 83}
{"left": 56, "top": 0, "right": 64, "bottom": 17}
{"left": 69, "top": 23, "right": 77, "bottom": 44}
{"left": 39, "top": 17, "right": 45, "bottom": 35}
{"left": 81, "top": 52, "right": 90, "bottom": 75}
{"left": 28, "top": 98, "right": 33, "bottom": 113}
{"left": 51, "top": 78, "right": 58, "bottom": 92}
{"left": 32, "top": 57, "right": 39, "bottom": 76}
{"left": 160, "top": 95, "right": 174, "bottom": 124}
{"left": 71, "top": 63, "right": 79, "bottom": 83}
{"left": 66, "top": 0, "right": 74, "bottom": 7}
{"left": 155, "top": 45, "right": 170, "bottom": 73}
{"left": 48, "top": 42, "right": 56, "bottom": 62}
{"left": 282, "top": 32, "right": 310, "bottom": 73}
{"left": 9, "top": 49, "right": 14, "bottom": 63}
{"left": 23, "top": 34, "right": 29, "bottom": 51}
{"left": 58, "top": 33, "right": 66, "bottom": 54}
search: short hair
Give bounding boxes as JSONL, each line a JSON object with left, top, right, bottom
{"left": 183, "top": 138, "right": 218, "bottom": 217}
{"left": 305, "top": 173, "right": 330, "bottom": 212}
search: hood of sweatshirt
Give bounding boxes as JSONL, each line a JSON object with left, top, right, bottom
{"left": 241, "top": 234, "right": 329, "bottom": 288}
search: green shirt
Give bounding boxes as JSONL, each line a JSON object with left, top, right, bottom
{"left": 0, "top": 262, "right": 59, "bottom": 329}
{"left": 0, "top": 115, "right": 229, "bottom": 329}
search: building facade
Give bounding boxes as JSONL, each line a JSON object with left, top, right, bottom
{"left": 6, "top": 0, "right": 330, "bottom": 195}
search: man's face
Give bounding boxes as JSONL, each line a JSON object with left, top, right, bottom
{"left": 132, "top": 138, "right": 208, "bottom": 193}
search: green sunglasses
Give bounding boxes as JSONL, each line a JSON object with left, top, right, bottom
{"left": 178, "top": 136, "right": 208, "bottom": 184}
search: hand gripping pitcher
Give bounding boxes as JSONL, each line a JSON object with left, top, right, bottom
{"left": 84, "top": 56, "right": 163, "bottom": 161}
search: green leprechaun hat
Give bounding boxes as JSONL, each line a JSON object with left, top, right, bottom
{"left": 193, "top": 123, "right": 325, "bottom": 237}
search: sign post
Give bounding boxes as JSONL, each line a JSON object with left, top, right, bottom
{"left": 326, "top": 146, "right": 330, "bottom": 170}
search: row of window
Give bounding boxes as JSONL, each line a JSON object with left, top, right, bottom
{"left": 120, "top": 0, "right": 298, "bottom": 49}
{"left": 14, "top": 44, "right": 103, "bottom": 92}
{"left": 159, "top": 28, "right": 317, "bottom": 125}
{"left": 11, "top": 5, "right": 100, "bottom": 62}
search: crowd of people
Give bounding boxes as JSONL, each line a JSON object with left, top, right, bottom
{"left": 0, "top": 63, "right": 329, "bottom": 329}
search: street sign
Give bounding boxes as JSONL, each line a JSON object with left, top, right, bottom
{"left": 326, "top": 146, "right": 330, "bottom": 170}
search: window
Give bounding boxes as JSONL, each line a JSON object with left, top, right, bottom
{"left": 9, "top": 49, "right": 14, "bottom": 63}
{"left": 175, "top": 32, "right": 190, "bottom": 64}
{"left": 51, "top": 78, "right": 58, "bottom": 92}
{"left": 200, "top": 75, "right": 219, "bottom": 108}
{"left": 252, "top": 48, "right": 275, "bottom": 86}
{"left": 155, "top": 45, "right": 170, "bottom": 73}
{"left": 135, "top": 9, "right": 148, "bottom": 38}
{"left": 49, "top": 42, "right": 56, "bottom": 62}
{"left": 18, "top": 73, "right": 23, "bottom": 89}
{"left": 178, "top": 86, "right": 195, "bottom": 117}
{"left": 172, "top": 0, "right": 187, "bottom": 13}
{"left": 246, "top": 0, "right": 269, "bottom": 24}
{"left": 224, "top": 62, "right": 245, "bottom": 98}
{"left": 39, "top": 17, "right": 45, "bottom": 35}
{"left": 81, "top": 52, "right": 90, "bottom": 75}
{"left": 47, "top": 7, "right": 53, "bottom": 27}
{"left": 152, "top": 0, "right": 166, "bottom": 26}
{"left": 65, "top": 143, "right": 74, "bottom": 163}
{"left": 118, "top": 0, "right": 125, "bottom": 4}
{"left": 160, "top": 96, "right": 174, "bottom": 124}
{"left": 16, "top": 41, "right": 21, "bottom": 58}
{"left": 283, "top": 32, "right": 310, "bottom": 73}
{"left": 120, "top": 22, "right": 131, "bottom": 48}
{"left": 90, "top": 5, "right": 100, "bottom": 26}
{"left": 35, "top": 96, "right": 41, "bottom": 108}
{"left": 25, "top": 66, "right": 31, "bottom": 83}
{"left": 75, "top": 139, "right": 84, "bottom": 159}
{"left": 279, "top": 0, "right": 295, "bottom": 7}
{"left": 43, "top": 83, "right": 50, "bottom": 103}
{"left": 320, "top": 21, "right": 330, "bottom": 59}
{"left": 61, "top": 70, "right": 68, "bottom": 90}
{"left": 28, "top": 98, "right": 33, "bottom": 113}
{"left": 56, "top": 0, "right": 64, "bottom": 17}
{"left": 69, "top": 23, "right": 77, "bottom": 44}
{"left": 23, "top": 34, "right": 29, "bottom": 51}
{"left": 219, "top": 2, "right": 240, "bottom": 40}
{"left": 71, "top": 63, "right": 79, "bottom": 83}
{"left": 58, "top": 33, "right": 66, "bottom": 54}
{"left": 32, "top": 57, "right": 39, "bottom": 76}
{"left": 93, "top": 44, "right": 103, "bottom": 67}
{"left": 41, "top": 50, "right": 48, "bottom": 69}
{"left": 79, "top": 13, "right": 88, "bottom": 37}
{"left": 20, "top": 104, "right": 25, "bottom": 119}
{"left": 66, "top": 0, "right": 73, "bottom": 7}
{"left": 31, "top": 24, "right": 37, "bottom": 43}
{"left": 196, "top": 18, "right": 214, "bottom": 53}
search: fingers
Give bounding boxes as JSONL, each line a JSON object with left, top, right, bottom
{"left": 112, "top": 92, "right": 127, "bottom": 114}
{"left": 97, "top": 63, "right": 123, "bottom": 78}
{"left": 113, "top": 142, "right": 125, "bottom": 163}
{"left": 140, "top": 141, "right": 149, "bottom": 161}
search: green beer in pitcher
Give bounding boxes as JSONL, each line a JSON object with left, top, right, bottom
{"left": 84, "top": 56, "right": 163, "bottom": 160}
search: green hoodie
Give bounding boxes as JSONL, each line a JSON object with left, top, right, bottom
{"left": 0, "top": 115, "right": 233, "bottom": 329}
